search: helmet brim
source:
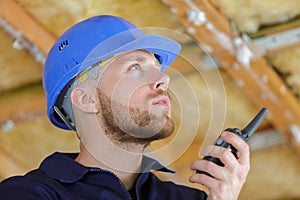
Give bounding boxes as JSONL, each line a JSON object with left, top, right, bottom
{"left": 81, "top": 34, "right": 182, "bottom": 73}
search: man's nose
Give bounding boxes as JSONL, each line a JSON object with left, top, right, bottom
{"left": 152, "top": 72, "right": 170, "bottom": 91}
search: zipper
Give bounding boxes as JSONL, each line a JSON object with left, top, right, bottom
{"left": 89, "top": 168, "right": 132, "bottom": 200}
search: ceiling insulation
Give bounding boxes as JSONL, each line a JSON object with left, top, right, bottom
{"left": 16, "top": 0, "right": 184, "bottom": 36}
{"left": 267, "top": 46, "right": 300, "bottom": 99}
{"left": 209, "top": 0, "right": 300, "bottom": 101}
{"left": 0, "top": 30, "right": 42, "bottom": 92}
{"left": 210, "top": 0, "right": 300, "bottom": 34}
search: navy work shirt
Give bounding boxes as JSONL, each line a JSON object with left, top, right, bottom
{"left": 0, "top": 152, "right": 207, "bottom": 199}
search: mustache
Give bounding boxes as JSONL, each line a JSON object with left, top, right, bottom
{"left": 146, "top": 90, "right": 171, "bottom": 100}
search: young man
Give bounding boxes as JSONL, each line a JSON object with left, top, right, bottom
{"left": 0, "top": 15, "right": 250, "bottom": 200}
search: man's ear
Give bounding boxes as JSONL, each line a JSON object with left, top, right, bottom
{"left": 70, "top": 87, "right": 99, "bottom": 114}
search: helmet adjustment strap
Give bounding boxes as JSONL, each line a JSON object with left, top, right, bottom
{"left": 53, "top": 106, "right": 76, "bottom": 130}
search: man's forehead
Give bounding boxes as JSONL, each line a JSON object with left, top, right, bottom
{"left": 116, "top": 50, "right": 158, "bottom": 63}
{"left": 98, "top": 50, "right": 160, "bottom": 76}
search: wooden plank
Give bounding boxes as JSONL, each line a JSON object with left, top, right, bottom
{"left": 162, "top": 0, "right": 300, "bottom": 153}
{"left": 0, "top": 0, "right": 56, "bottom": 55}
{"left": 0, "top": 84, "right": 45, "bottom": 123}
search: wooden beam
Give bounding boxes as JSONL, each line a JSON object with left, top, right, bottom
{"left": 162, "top": 0, "right": 300, "bottom": 153}
{"left": 0, "top": 0, "right": 56, "bottom": 55}
{"left": 0, "top": 84, "right": 45, "bottom": 123}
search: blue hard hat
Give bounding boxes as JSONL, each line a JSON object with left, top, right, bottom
{"left": 43, "top": 15, "right": 181, "bottom": 130}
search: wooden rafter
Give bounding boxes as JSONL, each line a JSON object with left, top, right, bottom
{"left": 0, "top": 0, "right": 56, "bottom": 55}
{"left": 162, "top": 0, "right": 300, "bottom": 153}
{"left": 0, "top": 84, "right": 45, "bottom": 124}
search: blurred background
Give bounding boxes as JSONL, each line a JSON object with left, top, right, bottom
{"left": 0, "top": 0, "right": 300, "bottom": 199}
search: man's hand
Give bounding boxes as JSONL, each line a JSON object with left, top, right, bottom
{"left": 189, "top": 131, "right": 250, "bottom": 200}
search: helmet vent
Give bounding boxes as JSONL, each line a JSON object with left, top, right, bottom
{"left": 58, "top": 40, "right": 69, "bottom": 51}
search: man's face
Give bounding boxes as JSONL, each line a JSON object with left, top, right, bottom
{"left": 95, "top": 50, "right": 174, "bottom": 146}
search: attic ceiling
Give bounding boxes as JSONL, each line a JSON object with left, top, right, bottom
{"left": 0, "top": 0, "right": 300, "bottom": 199}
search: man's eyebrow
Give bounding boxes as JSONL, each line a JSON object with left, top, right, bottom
{"left": 120, "top": 56, "right": 147, "bottom": 64}
{"left": 122, "top": 55, "right": 160, "bottom": 66}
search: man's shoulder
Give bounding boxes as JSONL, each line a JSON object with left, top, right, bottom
{"left": 0, "top": 169, "right": 59, "bottom": 200}
{"left": 1, "top": 168, "right": 48, "bottom": 184}
{"left": 0, "top": 152, "right": 75, "bottom": 200}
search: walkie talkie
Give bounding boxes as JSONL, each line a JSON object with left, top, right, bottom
{"left": 197, "top": 107, "right": 268, "bottom": 176}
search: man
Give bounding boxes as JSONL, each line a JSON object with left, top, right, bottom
{"left": 0, "top": 15, "right": 250, "bottom": 200}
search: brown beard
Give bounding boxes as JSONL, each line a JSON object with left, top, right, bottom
{"left": 96, "top": 88, "right": 174, "bottom": 146}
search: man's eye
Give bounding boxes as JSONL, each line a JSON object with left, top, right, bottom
{"left": 128, "top": 64, "right": 141, "bottom": 71}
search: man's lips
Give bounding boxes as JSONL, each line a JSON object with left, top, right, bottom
{"left": 152, "top": 95, "right": 171, "bottom": 108}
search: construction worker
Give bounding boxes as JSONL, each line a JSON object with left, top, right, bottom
{"left": 0, "top": 15, "right": 250, "bottom": 200}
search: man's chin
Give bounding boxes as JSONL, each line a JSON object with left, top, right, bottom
{"left": 119, "top": 117, "right": 175, "bottom": 146}
{"left": 140, "top": 116, "right": 175, "bottom": 144}
{"left": 150, "top": 105, "right": 171, "bottom": 119}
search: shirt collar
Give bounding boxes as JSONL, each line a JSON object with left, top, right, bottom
{"left": 39, "top": 152, "right": 174, "bottom": 183}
